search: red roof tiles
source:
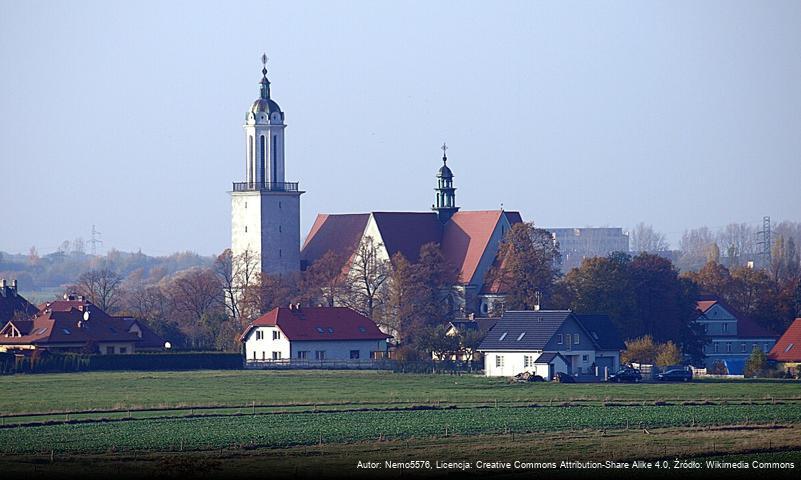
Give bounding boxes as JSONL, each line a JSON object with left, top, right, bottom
{"left": 695, "top": 296, "right": 778, "bottom": 338}
{"left": 769, "top": 318, "right": 801, "bottom": 362}
{"left": 240, "top": 307, "right": 390, "bottom": 342}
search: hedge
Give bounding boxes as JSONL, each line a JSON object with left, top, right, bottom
{"left": 3, "top": 352, "right": 243, "bottom": 374}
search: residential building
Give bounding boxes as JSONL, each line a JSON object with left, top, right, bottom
{"left": 478, "top": 310, "right": 623, "bottom": 378}
{"left": 694, "top": 296, "right": 779, "bottom": 374}
{"left": 768, "top": 318, "right": 801, "bottom": 376}
{"left": 0, "top": 294, "right": 165, "bottom": 354}
{"left": 301, "top": 147, "right": 523, "bottom": 317}
{"left": 240, "top": 306, "right": 390, "bottom": 364}
{"left": 231, "top": 56, "right": 304, "bottom": 277}
{"left": 548, "top": 227, "right": 629, "bottom": 272}
{"left": 0, "top": 279, "right": 37, "bottom": 324}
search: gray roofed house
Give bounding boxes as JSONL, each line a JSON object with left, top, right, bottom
{"left": 478, "top": 310, "right": 623, "bottom": 378}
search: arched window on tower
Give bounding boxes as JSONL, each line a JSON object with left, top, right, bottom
{"left": 260, "top": 136, "right": 266, "bottom": 183}
{"left": 248, "top": 136, "right": 254, "bottom": 182}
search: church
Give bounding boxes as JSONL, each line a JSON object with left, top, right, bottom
{"left": 231, "top": 58, "right": 523, "bottom": 315}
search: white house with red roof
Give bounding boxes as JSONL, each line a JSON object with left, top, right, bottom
{"left": 0, "top": 294, "right": 165, "bottom": 354}
{"left": 694, "top": 295, "right": 779, "bottom": 373}
{"left": 240, "top": 306, "right": 390, "bottom": 365}
{"left": 768, "top": 318, "right": 801, "bottom": 375}
{"left": 300, "top": 146, "right": 523, "bottom": 317}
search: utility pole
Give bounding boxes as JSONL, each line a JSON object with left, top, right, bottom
{"left": 89, "top": 225, "right": 103, "bottom": 256}
{"left": 755, "top": 216, "right": 771, "bottom": 269}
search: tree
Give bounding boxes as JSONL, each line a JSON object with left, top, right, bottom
{"left": 485, "top": 222, "right": 561, "bottom": 310}
{"left": 414, "top": 324, "right": 460, "bottom": 360}
{"left": 716, "top": 223, "right": 756, "bottom": 267}
{"left": 621, "top": 335, "right": 658, "bottom": 364}
{"left": 706, "top": 243, "right": 721, "bottom": 264}
{"left": 302, "top": 250, "right": 348, "bottom": 308}
{"left": 655, "top": 341, "right": 682, "bottom": 367}
{"left": 214, "top": 249, "right": 239, "bottom": 320}
{"left": 677, "top": 227, "right": 715, "bottom": 272}
{"left": 344, "top": 236, "right": 391, "bottom": 320}
{"left": 241, "top": 272, "right": 301, "bottom": 318}
{"left": 629, "top": 223, "right": 669, "bottom": 253}
{"left": 71, "top": 268, "right": 124, "bottom": 312}
{"left": 709, "top": 359, "right": 728, "bottom": 375}
{"left": 744, "top": 346, "right": 768, "bottom": 378}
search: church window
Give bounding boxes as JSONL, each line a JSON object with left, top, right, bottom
{"left": 249, "top": 136, "right": 254, "bottom": 180}
{"left": 279, "top": 249, "right": 282, "bottom": 258}
{"left": 279, "top": 201, "right": 282, "bottom": 209}
{"left": 279, "top": 225, "right": 282, "bottom": 233}
{"left": 260, "top": 136, "right": 266, "bottom": 182}
{"left": 245, "top": 226, "right": 247, "bottom": 233}
{"left": 272, "top": 134, "right": 278, "bottom": 182}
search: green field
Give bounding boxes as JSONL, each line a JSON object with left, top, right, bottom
{"left": 1, "top": 370, "right": 800, "bottom": 478}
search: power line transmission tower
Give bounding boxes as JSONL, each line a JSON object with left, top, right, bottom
{"left": 755, "top": 216, "right": 771, "bottom": 269}
{"left": 89, "top": 225, "right": 103, "bottom": 256}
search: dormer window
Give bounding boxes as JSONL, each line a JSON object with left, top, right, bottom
{"left": 498, "top": 332, "right": 508, "bottom": 341}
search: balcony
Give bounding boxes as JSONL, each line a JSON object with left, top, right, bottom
{"left": 232, "top": 181, "right": 299, "bottom": 192}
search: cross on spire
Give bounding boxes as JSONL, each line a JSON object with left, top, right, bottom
{"left": 261, "top": 53, "right": 269, "bottom": 78}
{"left": 441, "top": 142, "right": 448, "bottom": 162}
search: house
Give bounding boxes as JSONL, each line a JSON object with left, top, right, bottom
{"left": 768, "top": 318, "right": 801, "bottom": 376}
{"left": 0, "top": 294, "right": 165, "bottom": 354}
{"left": 239, "top": 305, "right": 391, "bottom": 364}
{"left": 478, "top": 310, "right": 623, "bottom": 378}
{"left": 694, "top": 296, "right": 779, "bottom": 374}
{"left": 0, "top": 279, "right": 38, "bottom": 324}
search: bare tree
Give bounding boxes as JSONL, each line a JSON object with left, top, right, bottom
{"left": 716, "top": 223, "right": 756, "bottom": 267}
{"left": 677, "top": 227, "right": 715, "bottom": 272}
{"left": 302, "top": 250, "right": 349, "bottom": 308}
{"left": 629, "top": 223, "right": 669, "bottom": 253}
{"left": 166, "top": 268, "right": 223, "bottom": 323}
{"left": 71, "top": 268, "right": 124, "bottom": 312}
{"left": 344, "top": 236, "right": 391, "bottom": 320}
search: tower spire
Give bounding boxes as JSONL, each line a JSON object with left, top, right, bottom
{"left": 260, "top": 53, "right": 271, "bottom": 100}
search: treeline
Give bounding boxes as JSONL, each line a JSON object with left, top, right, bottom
{"left": 0, "top": 248, "right": 212, "bottom": 293}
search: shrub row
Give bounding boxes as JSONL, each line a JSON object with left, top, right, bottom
{"left": 2, "top": 352, "right": 243, "bottom": 374}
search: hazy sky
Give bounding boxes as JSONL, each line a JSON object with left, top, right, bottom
{"left": 2, "top": 1, "right": 800, "bottom": 256}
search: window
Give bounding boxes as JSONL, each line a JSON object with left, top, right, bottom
{"left": 119, "top": 347, "right": 127, "bottom": 354}
{"left": 574, "top": 334, "right": 580, "bottom": 345}
{"left": 279, "top": 225, "right": 282, "bottom": 233}
{"left": 741, "top": 343, "right": 747, "bottom": 353}
{"left": 272, "top": 134, "right": 278, "bottom": 181}
{"left": 253, "top": 351, "right": 257, "bottom": 360}
{"left": 272, "top": 330, "right": 281, "bottom": 340}
{"left": 245, "top": 226, "right": 247, "bottom": 233}
{"left": 260, "top": 135, "right": 266, "bottom": 179}
{"left": 261, "top": 351, "right": 265, "bottom": 360}
{"left": 350, "top": 350, "right": 360, "bottom": 359}
{"left": 524, "top": 355, "right": 534, "bottom": 368}
{"left": 358, "top": 326, "right": 367, "bottom": 333}
{"left": 272, "top": 351, "right": 281, "bottom": 360}
{"left": 726, "top": 342, "right": 732, "bottom": 353}
{"left": 516, "top": 332, "right": 526, "bottom": 341}
{"left": 256, "top": 330, "right": 263, "bottom": 340}
{"left": 582, "top": 354, "right": 589, "bottom": 363}
{"left": 62, "top": 329, "right": 71, "bottom": 335}
{"left": 565, "top": 334, "right": 572, "bottom": 347}
{"left": 327, "top": 328, "right": 334, "bottom": 334}
{"left": 786, "top": 343, "right": 795, "bottom": 353}
{"left": 495, "top": 355, "right": 504, "bottom": 368}
{"left": 557, "top": 334, "right": 563, "bottom": 345}
{"left": 316, "top": 327, "right": 325, "bottom": 333}
{"left": 106, "top": 346, "right": 115, "bottom": 355}
{"left": 297, "top": 351, "right": 308, "bottom": 359}
{"left": 714, "top": 343, "right": 719, "bottom": 354}
{"left": 498, "top": 332, "right": 508, "bottom": 341}
{"left": 315, "top": 350, "right": 325, "bottom": 360}
{"left": 722, "top": 323, "right": 728, "bottom": 333}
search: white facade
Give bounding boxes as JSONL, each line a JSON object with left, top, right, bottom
{"left": 231, "top": 62, "right": 303, "bottom": 276}
{"left": 483, "top": 351, "right": 570, "bottom": 378}
{"left": 242, "top": 326, "right": 386, "bottom": 362}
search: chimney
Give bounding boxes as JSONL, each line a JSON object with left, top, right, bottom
{"left": 295, "top": 303, "right": 301, "bottom": 310}
{"left": 1, "top": 279, "right": 6, "bottom": 288}
{"left": 11, "top": 279, "right": 17, "bottom": 295}
{"left": 288, "top": 303, "right": 294, "bottom": 311}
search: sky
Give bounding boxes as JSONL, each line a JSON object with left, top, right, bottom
{"left": 1, "top": 0, "right": 800, "bottom": 256}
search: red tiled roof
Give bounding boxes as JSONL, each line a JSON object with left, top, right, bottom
{"left": 695, "top": 296, "right": 778, "bottom": 338}
{"left": 0, "top": 300, "right": 164, "bottom": 348}
{"left": 301, "top": 213, "right": 370, "bottom": 268}
{"left": 372, "top": 212, "right": 443, "bottom": 262}
{"left": 240, "top": 307, "right": 391, "bottom": 342}
{"left": 769, "top": 318, "right": 801, "bottom": 362}
{"left": 300, "top": 210, "right": 522, "bottom": 286}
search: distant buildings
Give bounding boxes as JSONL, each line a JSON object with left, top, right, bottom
{"left": 240, "top": 306, "right": 390, "bottom": 364}
{"left": 0, "top": 294, "right": 164, "bottom": 354}
{"left": 548, "top": 228, "right": 630, "bottom": 272}
{"left": 694, "top": 296, "right": 779, "bottom": 374}
{"left": 478, "top": 310, "right": 624, "bottom": 378}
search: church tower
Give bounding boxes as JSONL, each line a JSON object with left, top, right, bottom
{"left": 231, "top": 55, "right": 303, "bottom": 276}
{"left": 432, "top": 143, "right": 459, "bottom": 223}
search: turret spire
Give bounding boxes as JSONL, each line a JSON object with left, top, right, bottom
{"left": 260, "top": 53, "right": 271, "bottom": 100}
{"left": 432, "top": 142, "right": 459, "bottom": 223}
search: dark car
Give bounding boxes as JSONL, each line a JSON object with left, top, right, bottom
{"left": 657, "top": 368, "right": 693, "bottom": 382}
{"left": 553, "top": 372, "right": 576, "bottom": 383}
{"left": 607, "top": 367, "right": 642, "bottom": 383}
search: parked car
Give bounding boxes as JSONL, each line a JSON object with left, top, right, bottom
{"left": 607, "top": 367, "right": 642, "bottom": 383}
{"left": 657, "top": 368, "right": 693, "bottom": 382}
{"left": 553, "top": 372, "right": 576, "bottom": 383}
